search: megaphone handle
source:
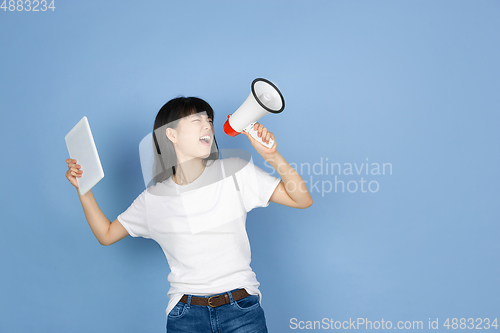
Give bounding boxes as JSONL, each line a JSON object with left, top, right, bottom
{"left": 244, "top": 122, "right": 275, "bottom": 148}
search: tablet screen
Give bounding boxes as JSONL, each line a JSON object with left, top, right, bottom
{"left": 65, "top": 116, "right": 105, "bottom": 196}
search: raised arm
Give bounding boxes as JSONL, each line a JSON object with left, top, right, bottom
{"left": 66, "top": 159, "right": 129, "bottom": 246}
{"left": 242, "top": 124, "right": 313, "bottom": 209}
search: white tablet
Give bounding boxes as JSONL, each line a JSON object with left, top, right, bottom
{"left": 65, "top": 116, "right": 105, "bottom": 195}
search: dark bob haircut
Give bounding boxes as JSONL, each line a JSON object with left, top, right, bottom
{"left": 150, "top": 97, "right": 220, "bottom": 187}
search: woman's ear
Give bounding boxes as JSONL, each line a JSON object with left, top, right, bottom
{"left": 166, "top": 127, "right": 177, "bottom": 145}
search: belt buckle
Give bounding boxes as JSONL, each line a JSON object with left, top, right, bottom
{"left": 207, "top": 295, "right": 218, "bottom": 307}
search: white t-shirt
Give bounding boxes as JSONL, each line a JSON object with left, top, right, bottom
{"left": 117, "top": 157, "right": 281, "bottom": 318}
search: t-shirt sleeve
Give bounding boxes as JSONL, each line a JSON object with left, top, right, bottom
{"left": 117, "top": 190, "right": 151, "bottom": 239}
{"left": 233, "top": 158, "right": 281, "bottom": 212}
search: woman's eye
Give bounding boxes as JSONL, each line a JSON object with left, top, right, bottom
{"left": 192, "top": 118, "right": 212, "bottom": 124}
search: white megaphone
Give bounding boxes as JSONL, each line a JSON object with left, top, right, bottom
{"left": 223, "top": 78, "right": 285, "bottom": 148}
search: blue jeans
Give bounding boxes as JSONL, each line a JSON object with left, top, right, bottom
{"left": 166, "top": 288, "right": 268, "bottom": 333}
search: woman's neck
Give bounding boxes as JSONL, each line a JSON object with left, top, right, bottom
{"left": 173, "top": 158, "right": 206, "bottom": 185}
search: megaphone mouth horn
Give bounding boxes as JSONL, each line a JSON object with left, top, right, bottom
{"left": 251, "top": 78, "right": 285, "bottom": 114}
{"left": 223, "top": 77, "right": 285, "bottom": 140}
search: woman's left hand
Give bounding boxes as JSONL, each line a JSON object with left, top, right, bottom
{"left": 242, "top": 122, "right": 278, "bottom": 158}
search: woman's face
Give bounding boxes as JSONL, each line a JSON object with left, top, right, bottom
{"left": 167, "top": 111, "right": 214, "bottom": 160}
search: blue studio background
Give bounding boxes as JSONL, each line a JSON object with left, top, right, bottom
{"left": 1, "top": 1, "right": 499, "bottom": 332}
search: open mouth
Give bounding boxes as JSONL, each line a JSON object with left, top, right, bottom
{"left": 200, "top": 135, "right": 211, "bottom": 145}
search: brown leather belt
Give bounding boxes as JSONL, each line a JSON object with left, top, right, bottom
{"left": 179, "top": 288, "right": 250, "bottom": 308}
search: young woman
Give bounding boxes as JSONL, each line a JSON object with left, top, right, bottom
{"left": 65, "top": 97, "right": 312, "bottom": 332}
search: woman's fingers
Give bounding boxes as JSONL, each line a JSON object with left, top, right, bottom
{"left": 69, "top": 166, "right": 83, "bottom": 174}
{"left": 66, "top": 159, "right": 80, "bottom": 167}
{"left": 67, "top": 159, "right": 75, "bottom": 169}
{"left": 261, "top": 127, "right": 268, "bottom": 140}
{"left": 265, "top": 131, "right": 272, "bottom": 144}
{"left": 257, "top": 123, "right": 264, "bottom": 136}
{"left": 253, "top": 122, "right": 272, "bottom": 143}
{"left": 246, "top": 122, "right": 277, "bottom": 150}
{"left": 66, "top": 159, "right": 82, "bottom": 173}
{"left": 65, "top": 159, "right": 82, "bottom": 190}
{"left": 66, "top": 168, "right": 82, "bottom": 178}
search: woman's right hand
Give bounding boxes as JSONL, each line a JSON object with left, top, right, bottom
{"left": 65, "top": 159, "right": 82, "bottom": 189}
